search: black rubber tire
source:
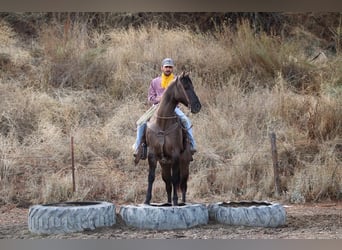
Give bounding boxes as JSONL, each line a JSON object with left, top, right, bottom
{"left": 119, "top": 203, "right": 208, "bottom": 230}
{"left": 28, "top": 201, "right": 116, "bottom": 234}
{"left": 208, "top": 201, "right": 286, "bottom": 228}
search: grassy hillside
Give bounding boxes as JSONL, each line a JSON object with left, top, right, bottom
{"left": 0, "top": 13, "right": 341, "bottom": 206}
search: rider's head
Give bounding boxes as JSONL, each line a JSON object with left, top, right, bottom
{"left": 161, "top": 58, "right": 174, "bottom": 76}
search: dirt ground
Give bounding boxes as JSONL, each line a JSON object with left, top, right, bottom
{"left": 0, "top": 202, "right": 341, "bottom": 239}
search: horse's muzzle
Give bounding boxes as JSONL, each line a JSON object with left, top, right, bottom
{"left": 191, "top": 102, "right": 202, "bottom": 114}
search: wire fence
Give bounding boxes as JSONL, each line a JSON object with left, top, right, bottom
{"left": 1, "top": 133, "right": 339, "bottom": 197}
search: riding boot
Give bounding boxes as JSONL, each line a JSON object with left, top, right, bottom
{"left": 133, "top": 143, "right": 147, "bottom": 159}
{"left": 141, "top": 143, "right": 147, "bottom": 160}
{"left": 133, "top": 123, "right": 147, "bottom": 156}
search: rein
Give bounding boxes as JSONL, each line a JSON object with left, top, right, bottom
{"left": 147, "top": 120, "right": 180, "bottom": 136}
{"left": 155, "top": 114, "right": 178, "bottom": 119}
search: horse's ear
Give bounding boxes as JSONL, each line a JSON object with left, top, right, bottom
{"left": 180, "top": 71, "right": 190, "bottom": 78}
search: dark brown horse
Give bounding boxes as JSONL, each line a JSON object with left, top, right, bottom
{"left": 141, "top": 72, "right": 201, "bottom": 206}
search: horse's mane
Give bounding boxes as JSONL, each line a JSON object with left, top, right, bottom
{"left": 158, "top": 73, "right": 191, "bottom": 111}
{"left": 165, "top": 76, "right": 178, "bottom": 90}
{"left": 162, "top": 73, "right": 188, "bottom": 97}
{"left": 158, "top": 76, "right": 178, "bottom": 105}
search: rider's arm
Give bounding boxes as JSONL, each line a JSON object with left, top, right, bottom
{"left": 148, "top": 78, "right": 162, "bottom": 105}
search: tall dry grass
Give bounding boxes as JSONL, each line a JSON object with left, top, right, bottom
{"left": 0, "top": 17, "right": 341, "bottom": 206}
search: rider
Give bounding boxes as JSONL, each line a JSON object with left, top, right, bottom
{"left": 132, "top": 57, "right": 197, "bottom": 159}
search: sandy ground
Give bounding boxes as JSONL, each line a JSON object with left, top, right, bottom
{"left": 0, "top": 202, "right": 341, "bottom": 239}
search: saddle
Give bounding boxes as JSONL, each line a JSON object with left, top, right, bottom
{"left": 134, "top": 113, "right": 190, "bottom": 165}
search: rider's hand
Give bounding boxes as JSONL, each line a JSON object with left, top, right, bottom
{"left": 155, "top": 96, "right": 161, "bottom": 103}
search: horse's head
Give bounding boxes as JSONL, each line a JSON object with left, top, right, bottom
{"left": 176, "top": 72, "right": 202, "bottom": 114}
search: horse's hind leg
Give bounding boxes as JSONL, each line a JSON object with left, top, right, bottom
{"left": 144, "top": 155, "right": 157, "bottom": 205}
{"left": 171, "top": 161, "right": 180, "bottom": 206}
{"left": 180, "top": 162, "right": 189, "bottom": 204}
{"left": 161, "top": 164, "right": 172, "bottom": 205}
{"left": 179, "top": 175, "right": 188, "bottom": 204}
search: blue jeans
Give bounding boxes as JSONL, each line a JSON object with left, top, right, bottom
{"left": 133, "top": 107, "right": 196, "bottom": 150}
{"left": 174, "top": 107, "right": 196, "bottom": 150}
{"left": 133, "top": 123, "right": 146, "bottom": 150}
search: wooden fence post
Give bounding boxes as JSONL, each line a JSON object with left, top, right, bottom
{"left": 270, "top": 132, "right": 280, "bottom": 197}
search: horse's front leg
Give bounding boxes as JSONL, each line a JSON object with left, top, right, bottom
{"left": 161, "top": 163, "right": 172, "bottom": 204}
{"left": 144, "top": 154, "right": 157, "bottom": 205}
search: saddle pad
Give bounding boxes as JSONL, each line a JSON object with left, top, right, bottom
{"left": 136, "top": 104, "right": 158, "bottom": 126}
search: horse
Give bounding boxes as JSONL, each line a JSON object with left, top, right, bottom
{"left": 140, "top": 72, "right": 201, "bottom": 206}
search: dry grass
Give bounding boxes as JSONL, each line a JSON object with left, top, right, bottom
{"left": 0, "top": 21, "right": 32, "bottom": 80}
{"left": 0, "top": 15, "right": 341, "bottom": 206}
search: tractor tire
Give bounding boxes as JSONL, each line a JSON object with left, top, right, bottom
{"left": 28, "top": 201, "right": 116, "bottom": 234}
{"left": 119, "top": 203, "right": 208, "bottom": 230}
{"left": 208, "top": 201, "right": 286, "bottom": 228}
